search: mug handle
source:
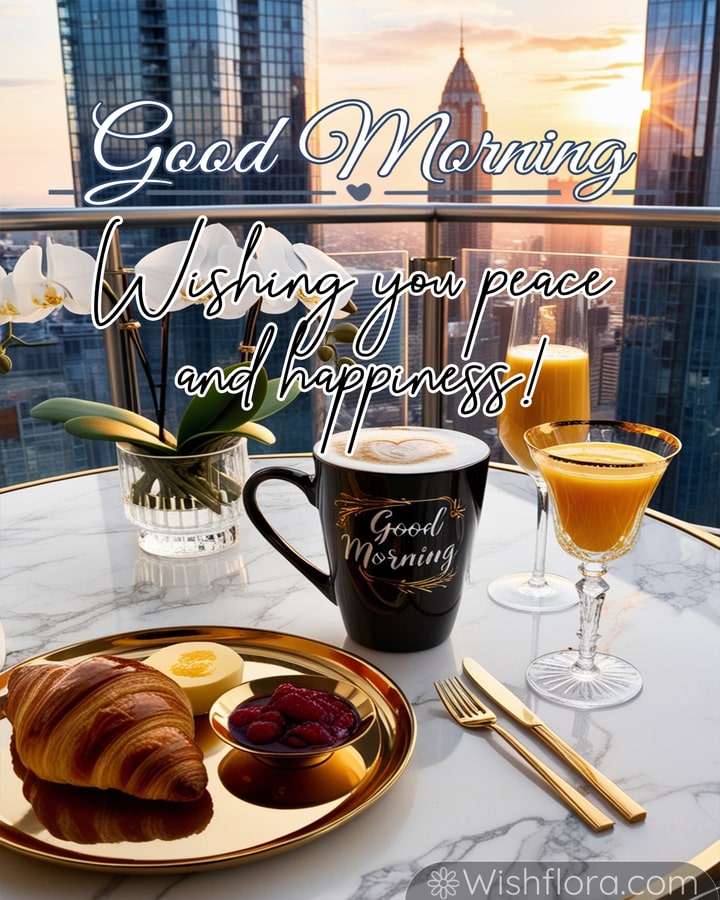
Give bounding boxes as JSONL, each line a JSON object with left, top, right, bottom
{"left": 242, "top": 467, "right": 335, "bottom": 604}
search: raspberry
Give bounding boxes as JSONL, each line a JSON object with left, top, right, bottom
{"left": 325, "top": 699, "right": 356, "bottom": 730}
{"left": 228, "top": 705, "right": 263, "bottom": 728}
{"left": 230, "top": 684, "right": 360, "bottom": 750}
{"left": 271, "top": 688, "right": 329, "bottom": 723}
{"left": 270, "top": 683, "right": 297, "bottom": 699}
{"left": 246, "top": 715, "right": 284, "bottom": 744}
{"left": 258, "top": 708, "right": 286, "bottom": 729}
{"left": 283, "top": 721, "right": 334, "bottom": 747}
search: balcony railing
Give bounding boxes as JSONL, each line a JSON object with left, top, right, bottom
{"left": 1, "top": 202, "right": 718, "bottom": 529}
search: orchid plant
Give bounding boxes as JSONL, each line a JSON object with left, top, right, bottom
{"left": 1, "top": 220, "right": 356, "bottom": 451}
{"left": 0, "top": 240, "right": 97, "bottom": 372}
{"left": 0, "top": 221, "right": 357, "bottom": 511}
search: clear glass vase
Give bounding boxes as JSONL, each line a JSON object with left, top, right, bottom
{"left": 116, "top": 439, "right": 249, "bottom": 558}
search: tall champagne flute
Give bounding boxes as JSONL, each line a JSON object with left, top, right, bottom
{"left": 488, "top": 294, "right": 590, "bottom": 611}
{"left": 524, "top": 420, "right": 681, "bottom": 708}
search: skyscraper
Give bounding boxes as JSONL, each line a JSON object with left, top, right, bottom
{"left": 617, "top": 0, "right": 720, "bottom": 527}
{"left": 428, "top": 38, "right": 492, "bottom": 292}
{"left": 427, "top": 39, "right": 499, "bottom": 444}
{"left": 49, "top": 0, "right": 321, "bottom": 455}
{"left": 57, "top": 0, "right": 318, "bottom": 224}
{"left": 545, "top": 178, "right": 617, "bottom": 415}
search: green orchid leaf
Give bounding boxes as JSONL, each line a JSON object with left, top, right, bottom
{"left": 252, "top": 378, "right": 301, "bottom": 422}
{"left": 176, "top": 364, "right": 269, "bottom": 449}
{"left": 178, "top": 377, "right": 300, "bottom": 451}
{"left": 232, "top": 421, "right": 276, "bottom": 444}
{"left": 31, "top": 398, "right": 175, "bottom": 446}
{"left": 62, "top": 416, "right": 177, "bottom": 454}
{"left": 185, "top": 420, "right": 277, "bottom": 453}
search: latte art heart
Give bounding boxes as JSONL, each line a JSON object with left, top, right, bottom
{"left": 369, "top": 439, "right": 447, "bottom": 465}
{"left": 321, "top": 426, "right": 487, "bottom": 473}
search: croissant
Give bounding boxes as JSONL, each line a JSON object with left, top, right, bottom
{"left": 6, "top": 655, "right": 208, "bottom": 803}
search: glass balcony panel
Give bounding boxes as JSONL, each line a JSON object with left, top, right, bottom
{"left": 0, "top": 209, "right": 717, "bottom": 532}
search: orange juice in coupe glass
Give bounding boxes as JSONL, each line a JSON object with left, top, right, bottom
{"left": 488, "top": 294, "right": 589, "bottom": 612}
{"left": 537, "top": 442, "right": 667, "bottom": 558}
{"left": 524, "top": 421, "right": 681, "bottom": 709}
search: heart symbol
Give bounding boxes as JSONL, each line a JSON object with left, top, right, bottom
{"left": 347, "top": 183, "right": 371, "bottom": 201}
{"left": 373, "top": 439, "right": 441, "bottom": 464}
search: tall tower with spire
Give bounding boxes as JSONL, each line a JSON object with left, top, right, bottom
{"left": 428, "top": 34, "right": 492, "bottom": 266}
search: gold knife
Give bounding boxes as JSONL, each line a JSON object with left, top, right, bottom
{"left": 462, "top": 657, "right": 647, "bottom": 823}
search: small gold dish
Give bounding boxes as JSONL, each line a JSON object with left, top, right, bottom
{"left": 209, "top": 674, "right": 377, "bottom": 768}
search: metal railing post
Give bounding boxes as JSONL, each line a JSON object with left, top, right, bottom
{"left": 102, "top": 228, "right": 141, "bottom": 412}
{"left": 410, "top": 254, "right": 455, "bottom": 429}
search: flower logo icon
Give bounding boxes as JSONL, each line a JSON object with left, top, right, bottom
{"left": 427, "top": 866, "right": 460, "bottom": 899}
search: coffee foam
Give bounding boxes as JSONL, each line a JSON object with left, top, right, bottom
{"left": 318, "top": 427, "right": 489, "bottom": 473}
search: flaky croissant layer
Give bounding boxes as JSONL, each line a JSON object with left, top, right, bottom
{"left": 6, "top": 655, "right": 208, "bottom": 802}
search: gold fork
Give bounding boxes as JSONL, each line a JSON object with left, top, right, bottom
{"left": 434, "top": 677, "right": 614, "bottom": 832}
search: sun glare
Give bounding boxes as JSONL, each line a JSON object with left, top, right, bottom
{"left": 586, "top": 77, "right": 650, "bottom": 129}
{"left": 570, "top": 28, "right": 649, "bottom": 136}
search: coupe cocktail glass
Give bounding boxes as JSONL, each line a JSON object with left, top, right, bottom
{"left": 524, "top": 420, "right": 681, "bottom": 708}
{"left": 488, "top": 294, "right": 589, "bottom": 612}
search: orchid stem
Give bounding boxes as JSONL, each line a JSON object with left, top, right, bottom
{"left": 240, "top": 299, "right": 262, "bottom": 362}
{"left": 158, "top": 313, "right": 171, "bottom": 439}
{"left": 103, "top": 281, "right": 162, "bottom": 425}
{"left": 1, "top": 322, "right": 48, "bottom": 350}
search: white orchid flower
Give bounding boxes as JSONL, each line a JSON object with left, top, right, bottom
{"left": 133, "top": 221, "right": 355, "bottom": 322}
{"left": 213, "top": 226, "right": 306, "bottom": 319}
{"left": 0, "top": 266, "right": 15, "bottom": 325}
{"left": 217, "top": 226, "right": 355, "bottom": 320}
{"left": 134, "top": 222, "right": 238, "bottom": 315}
{"left": 0, "top": 241, "right": 95, "bottom": 324}
{"left": 291, "top": 242, "right": 355, "bottom": 319}
{"left": 205, "top": 228, "right": 303, "bottom": 319}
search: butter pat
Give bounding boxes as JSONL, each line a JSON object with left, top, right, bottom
{"left": 145, "top": 641, "right": 244, "bottom": 715}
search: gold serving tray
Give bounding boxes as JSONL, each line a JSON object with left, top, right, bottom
{"left": 0, "top": 626, "right": 416, "bottom": 873}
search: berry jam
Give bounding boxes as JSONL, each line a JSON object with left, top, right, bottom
{"left": 228, "top": 683, "right": 360, "bottom": 752}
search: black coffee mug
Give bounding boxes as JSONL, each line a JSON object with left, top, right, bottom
{"left": 242, "top": 427, "right": 490, "bottom": 652}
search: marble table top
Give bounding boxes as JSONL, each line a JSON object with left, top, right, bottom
{"left": 0, "top": 459, "right": 718, "bottom": 900}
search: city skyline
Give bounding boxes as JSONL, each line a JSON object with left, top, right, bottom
{"left": 617, "top": 0, "right": 720, "bottom": 528}
{"left": 1, "top": 0, "right": 649, "bottom": 208}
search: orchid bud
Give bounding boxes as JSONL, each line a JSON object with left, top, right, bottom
{"left": 331, "top": 323, "right": 358, "bottom": 344}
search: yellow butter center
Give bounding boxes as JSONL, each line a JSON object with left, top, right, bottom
{"left": 170, "top": 650, "right": 218, "bottom": 678}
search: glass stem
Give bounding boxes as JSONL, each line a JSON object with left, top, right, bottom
{"left": 574, "top": 562, "right": 609, "bottom": 673}
{"left": 528, "top": 476, "right": 550, "bottom": 589}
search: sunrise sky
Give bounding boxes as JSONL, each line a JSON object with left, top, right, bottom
{"left": 0, "top": 0, "right": 649, "bottom": 208}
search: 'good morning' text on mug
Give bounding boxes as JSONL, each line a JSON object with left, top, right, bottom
{"left": 243, "top": 428, "right": 490, "bottom": 652}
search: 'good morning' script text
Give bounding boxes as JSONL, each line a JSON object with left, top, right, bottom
{"left": 84, "top": 99, "right": 636, "bottom": 204}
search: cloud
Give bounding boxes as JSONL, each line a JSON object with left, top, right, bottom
{"left": 320, "top": 18, "right": 640, "bottom": 67}
{"left": 319, "top": 19, "right": 521, "bottom": 65}
{"left": 1, "top": 2, "right": 36, "bottom": 17}
{"left": 0, "top": 78, "right": 53, "bottom": 88}
{"left": 318, "top": 0, "right": 514, "bottom": 28}
{"left": 572, "top": 75, "right": 626, "bottom": 91}
{"left": 536, "top": 74, "right": 572, "bottom": 84}
{"left": 536, "top": 70, "right": 629, "bottom": 91}
{"left": 605, "top": 60, "right": 644, "bottom": 70}
{"left": 521, "top": 32, "right": 627, "bottom": 53}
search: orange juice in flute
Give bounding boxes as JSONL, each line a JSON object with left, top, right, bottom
{"left": 524, "top": 421, "right": 681, "bottom": 708}
{"left": 499, "top": 343, "right": 590, "bottom": 472}
{"left": 488, "top": 295, "right": 590, "bottom": 612}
